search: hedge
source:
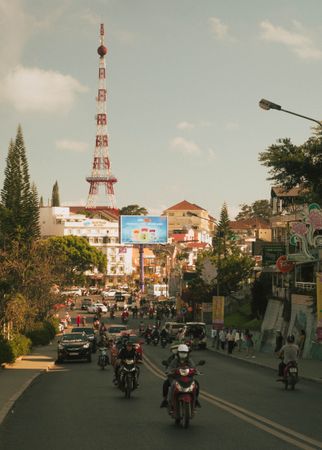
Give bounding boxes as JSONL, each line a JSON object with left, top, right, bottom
{"left": 0, "top": 334, "right": 32, "bottom": 365}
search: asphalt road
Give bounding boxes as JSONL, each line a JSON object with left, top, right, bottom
{"left": 1, "top": 315, "right": 322, "bottom": 450}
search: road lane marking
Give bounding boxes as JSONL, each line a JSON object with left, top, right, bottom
{"left": 143, "top": 354, "right": 322, "bottom": 450}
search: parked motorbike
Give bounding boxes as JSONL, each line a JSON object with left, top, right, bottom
{"left": 282, "top": 361, "right": 299, "bottom": 390}
{"left": 163, "top": 360, "right": 205, "bottom": 428}
{"left": 118, "top": 359, "right": 139, "bottom": 398}
{"left": 98, "top": 347, "right": 109, "bottom": 370}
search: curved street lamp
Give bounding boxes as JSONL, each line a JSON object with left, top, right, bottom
{"left": 259, "top": 98, "right": 322, "bottom": 128}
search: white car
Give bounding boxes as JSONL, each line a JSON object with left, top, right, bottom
{"left": 87, "top": 303, "right": 108, "bottom": 314}
{"left": 102, "top": 290, "right": 117, "bottom": 299}
{"left": 60, "top": 288, "right": 82, "bottom": 297}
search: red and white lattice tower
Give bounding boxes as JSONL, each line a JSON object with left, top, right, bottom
{"left": 86, "top": 24, "right": 117, "bottom": 208}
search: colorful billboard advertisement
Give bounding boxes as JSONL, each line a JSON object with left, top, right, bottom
{"left": 120, "top": 216, "right": 168, "bottom": 245}
{"left": 316, "top": 273, "right": 322, "bottom": 341}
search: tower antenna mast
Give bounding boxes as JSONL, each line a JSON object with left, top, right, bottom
{"left": 86, "top": 23, "right": 117, "bottom": 209}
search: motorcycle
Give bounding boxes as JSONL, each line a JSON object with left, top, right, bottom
{"left": 161, "top": 336, "right": 168, "bottom": 348}
{"left": 145, "top": 334, "right": 152, "bottom": 345}
{"left": 163, "top": 360, "right": 205, "bottom": 428}
{"left": 282, "top": 361, "right": 299, "bottom": 390}
{"left": 98, "top": 347, "right": 109, "bottom": 370}
{"left": 118, "top": 359, "right": 139, "bottom": 398}
{"left": 153, "top": 335, "right": 160, "bottom": 346}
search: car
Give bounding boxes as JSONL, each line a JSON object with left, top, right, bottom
{"left": 102, "top": 290, "right": 117, "bottom": 299}
{"left": 87, "top": 303, "right": 108, "bottom": 314}
{"left": 164, "top": 322, "right": 184, "bottom": 342}
{"left": 71, "top": 327, "right": 97, "bottom": 352}
{"left": 81, "top": 298, "right": 92, "bottom": 310}
{"left": 106, "top": 324, "right": 128, "bottom": 340}
{"left": 183, "top": 322, "right": 207, "bottom": 349}
{"left": 60, "top": 288, "right": 82, "bottom": 297}
{"left": 57, "top": 333, "right": 92, "bottom": 363}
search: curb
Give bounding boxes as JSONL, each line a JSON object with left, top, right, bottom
{"left": 207, "top": 345, "right": 322, "bottom": 384}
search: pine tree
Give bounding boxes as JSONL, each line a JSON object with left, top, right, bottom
{"left": 51, "top": 181, "right": 60, "bottom": 206}
{"left": 214, "top": 203, "right": 235, "bottom": 257}
{"left": 0, "top": 125, "right": 40, "bottom": 246}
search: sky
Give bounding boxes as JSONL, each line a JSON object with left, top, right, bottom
{"left": 1, "top": 0, "right": 322, "bottom": 220}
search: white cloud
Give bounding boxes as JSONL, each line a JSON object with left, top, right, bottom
{"left": 225, "top": 121, "right": 240, "bottom": 131}
{"left": 56, "top": 140, "right": 88, "bottom": 152}
{"left": 209, "top": 17, "right": 230, "bottom": 40}
{"left": 112, "top": 29, "right": 137, "bottom": 46}
{"left": 170, "top": 137, "right": 201, "bottom": 156}
{"left": 80, "top": 9, "right": 100, "bottom": 26}
{"left": 176, "top": 121, "right": 195, "bottom": 130}
{"left": 260, "top": 20, "right": 322, "bottom": 61}
{"left": 207, "top": 148, "right": 216, "bottom": 161}
{"left": 0, "top": 66, "right": 88, "bottom": 112}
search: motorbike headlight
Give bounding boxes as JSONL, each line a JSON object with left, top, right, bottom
{"left": 83, "top": 343, "right": 90, "bottom": 349}
{"left": 58, "top": 344, "right": 64, "bottom": 350}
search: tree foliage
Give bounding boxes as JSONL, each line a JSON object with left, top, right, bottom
{"left": 251, "top": 273, "right": 271, "bottom": 319}
{"left": 44, "top": 236, "right": 107, "bottom": 286}
{"left": 235, "top": 200, "right": 271, "bottom": 221}
{"left": 259, "top": 135, "right": 322, "bottom": 203}
{"left": 119, "top": 204, "right": 148, "bottom": 215}
{"left": 51, "top": 181, "right": 60, "bottom": 206}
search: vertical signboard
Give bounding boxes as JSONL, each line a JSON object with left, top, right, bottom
{"left": 316, "top": 273, "right": 322, "bottom": 341}
{"left": 212, "top": 296, "right": 225, "bottom": 329}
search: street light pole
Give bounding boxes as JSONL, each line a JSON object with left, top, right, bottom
{"left": 259, "top": 99, "right": 322, "bottom": 128}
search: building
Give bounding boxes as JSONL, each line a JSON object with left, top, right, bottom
{"left": 39, "top": 206, "right": 133, "bottom": 281}
{"left": 163, "top": 200, "right": 215, "bottom": 236}
{"left": 230, "top": 218, "right": 272, "bottom": 255}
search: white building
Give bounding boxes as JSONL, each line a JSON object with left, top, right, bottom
{"left": 39, "top": 207, "right": 133, "bottom": 279}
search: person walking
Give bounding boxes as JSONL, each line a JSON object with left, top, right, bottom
{"left": 211, "top": 326, "right": 217, "bottom": 348}
{"left": 244, "top": 329, "right": 255, "bottom": 358}
{"left": 227, "top": 329, "right": 235, "bottom": 354}
{"left": 76, "top": 314, "right": 81, "bottom": 327}
{"left": 219, "top": 329, "right": 226, "bottom": 351}
{"left": 235, "top": 329, "right": 242, "bottom": 352}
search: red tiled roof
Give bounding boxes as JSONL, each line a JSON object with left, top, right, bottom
{"left": 164, "top": 200, "right": 205, "bottom": 212}
{"left": 185, "top": 242, "right": 208, "bottom": 248}
{"left": 69, "top": 206, "right": 119, "bottom": 221}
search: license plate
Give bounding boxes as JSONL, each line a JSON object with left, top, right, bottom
{"left": 69, "top": 352, "right": 79, "bottom": 356}
{"left": 289, "top": 367, "right": 297, "bottom": 373}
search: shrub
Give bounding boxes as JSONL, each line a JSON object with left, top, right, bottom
{"left": 44, "top": 317, "right": 59, "bottom": 339}
{"left": 26, "top": 323, "right": 52, "bottom": 346}
{"left": 0, "top": 336, "right": 14, "bottom": 364}
{"left": 10, "top": 334, "right": 32, "bottom": 359}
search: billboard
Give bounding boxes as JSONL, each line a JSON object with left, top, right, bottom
{"left": 120, "top": 216, "right": 168, "bottom": 245}
{"left": 212, "top": 296, "right": 225, "bottom": 329}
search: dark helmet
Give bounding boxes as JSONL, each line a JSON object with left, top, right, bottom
{"left": 287, "top": 335, "right": 295, "bottom": 343}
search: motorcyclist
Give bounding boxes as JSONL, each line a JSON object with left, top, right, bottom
{"left": 160, "top": 344, "right": 201, "bottom": 408}
{"left": 160, "top": 325, "right": 170, "bottom": 342}
{"left": 151, "top": 325, "right": 160, "bottom": 341}
{"left": 144, "top": 325, "right": 152, "bottom": 340}
{"left": 277, "top": 335, "right": 299, "bottom": 379}
{"left": 114, "top": 340, "right": 140, "bottom": 386}
{"left": 139, "top": 321, "right": 145, "bottom": 336}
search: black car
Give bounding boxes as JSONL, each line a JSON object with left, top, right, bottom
{"left": 81, "top": 298, "right": 92, "bottom": 310}
{"left": 57, "top": 333, "right": 92, "bottom": 363}
{"left": 71, "top": 327, "right": 97, "bottom": 352}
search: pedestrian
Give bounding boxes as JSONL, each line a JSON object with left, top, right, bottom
{"left": 297, "top": 329, "right": 306, "bottom": 358}
{"left": 219, "top": 329, "right": 226, "bottom": 351}
{"left": 211, "top": 326, "right": 217, "bottom": 348}
{"left": 234, "top": 329, "right": 242, "bottom": 352}
{"left": 244, "top": 329, "right": 255, "bottom": 358}
{"left": 76, "top": 314, "right": 81, "bottom": 327}
{"left": 227, "top": 329, "right": 235, "bottom": 354}
{"left": 274, "top": 331, "right": 284, "bottom": 354}
{"left": 81, "top": 315, "right": 86, "bottom": 326}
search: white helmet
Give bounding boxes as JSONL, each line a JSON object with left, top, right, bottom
{"left": 177, "top": 344, "right": 189, "bottom": 361}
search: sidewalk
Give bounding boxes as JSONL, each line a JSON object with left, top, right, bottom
{"left": 206, "top": 338, "right": 322, "bottom": 384}
{"left": 0, "top": 341, "right": 57, "bottom": 425}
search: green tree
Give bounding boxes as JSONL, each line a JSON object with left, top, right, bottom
{"left": 44, "top": 236, "right": 107, "bottom": 286}
{"left": 235, "top": 200, "right": 271, "bottom": 221}
{"left": 0, "top": 126, "right": 40, "bottom": 247}
{"left": 51, "top": 181, "right": 60, "bottom": 206}
{"left": 119, "top": 204, "right": 148, "bottom": 215}
{"left": 259, "top": 135, "right": 322, "bottom": 203}
{"left": 251, "top": 273, "right": 271, "bottom": 319}
{"left": 214, "top": 203, "right": 236, "bottom": 258}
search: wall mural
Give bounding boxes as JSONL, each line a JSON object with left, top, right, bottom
{"left": 289, "top": 203, "right": 322, "bottom": 261}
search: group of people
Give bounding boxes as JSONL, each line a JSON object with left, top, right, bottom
{"left": 211, "top": 328, "right": 255, "bottom": 357}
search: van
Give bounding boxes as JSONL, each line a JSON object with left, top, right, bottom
{"left": 164, "top": 322, "right": 184, "bottom": 342}
{"left": 183, "top": 322, "right": 207, "bottom": 349}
